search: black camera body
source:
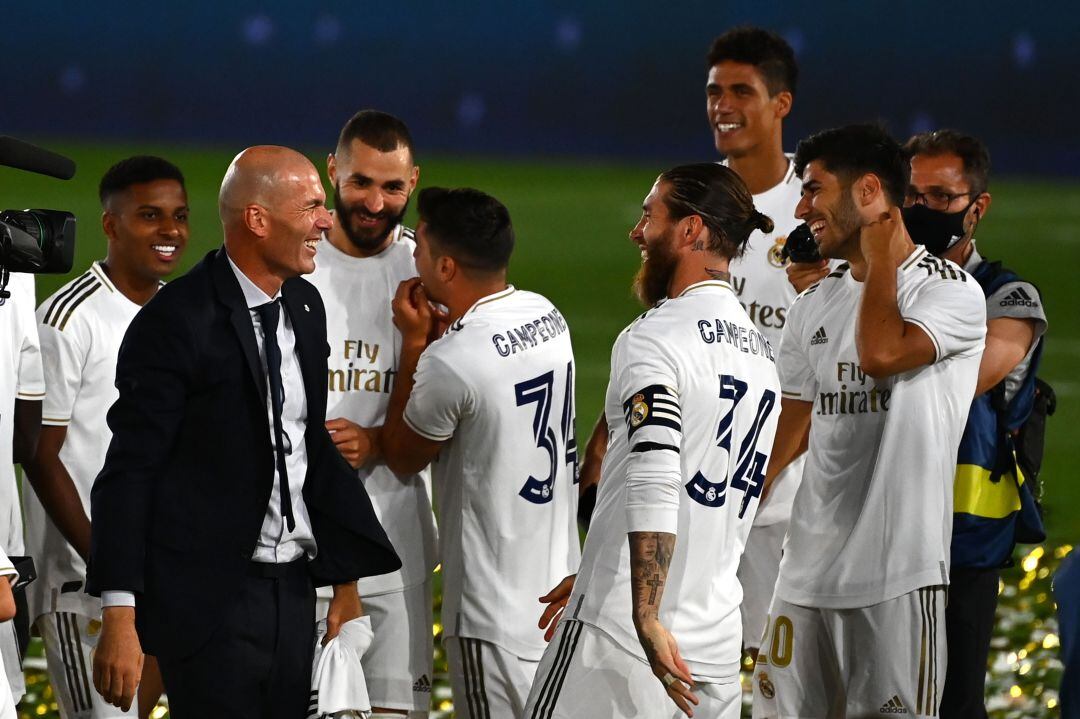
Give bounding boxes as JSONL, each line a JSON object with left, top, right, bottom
{"left": 0, "top": 136, "right": 78, "bottom": 297}
{"left": 780, "top": 222, "right": 822, "bottom": 264}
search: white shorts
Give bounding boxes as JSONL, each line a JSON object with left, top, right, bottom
{"left": 752, "top": 586, "right": 946, "bottom": 718}
{"left": 445, "top": 636, "right": 539, "bottom": 719}
{"left": 315, "top": 579, "right": 433, "bottom": 714}
{"left": 737, "top": 520, "right": 787, "bottom": 651}
{"left": 524, "top": 620, "right": 740, "bottom": 719}
{"left": 37, "top": 612, "right": 136, "bottom": 718}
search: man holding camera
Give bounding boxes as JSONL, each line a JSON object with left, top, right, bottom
{"left": 23, "top": 156, "right": 190, "bottom": 719}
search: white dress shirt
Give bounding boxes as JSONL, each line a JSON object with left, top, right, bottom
{"left": 102, "top": 256, "right": 317, "bottom": 608}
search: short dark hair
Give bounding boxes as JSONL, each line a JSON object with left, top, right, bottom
{"left": 903, "top": 129, "right": 991, "bottom": 196}
{"left": 337, "top": 109, "right": 415, "bottom": 161}
{"left": 417, "top": 187, "right": 514, "bottom": 273}
{"left": 98, "top": 156, "right": 185, "bottom": 206}
{"left": 706, "top": 26, "right": 798, "bottom": 97}
{"left": 658, "top": 163, "right": 774, "bottom": 260}
{"left": 794, "top": 124, "right": 909, "bottom": 207}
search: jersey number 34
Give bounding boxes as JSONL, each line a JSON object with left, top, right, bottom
{"left": 685, "top": 374, "right": 775, "bottom": 517}
{"left": 515, "top": 364, "right": 578, "bottom": 504}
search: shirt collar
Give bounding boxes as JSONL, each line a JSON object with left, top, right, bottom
{"left": 226, "top": 252, "right": 280, "bottom": 309}
{"left": 678, "top": 279, "right": 734, "bottom": 297}
{"left": 466, "top": 285, "right": 516, "bottom": 315}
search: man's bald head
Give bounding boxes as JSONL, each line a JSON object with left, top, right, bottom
{"left": 218, "top": 146, "right": 320, "bottom": 227}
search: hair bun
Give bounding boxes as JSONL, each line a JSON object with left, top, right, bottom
{"left": 753, "top": 210, "right": 775, "bottom": 234}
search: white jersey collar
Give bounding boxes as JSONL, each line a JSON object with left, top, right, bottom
{"left": 678, "top": 279, "right": 734, "bottom": 297}
{"left": 466, "top": 285, "right": 517, "bottom": 315}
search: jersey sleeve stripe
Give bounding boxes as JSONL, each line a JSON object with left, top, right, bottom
{"left": 402, "top": 411, "right": 453, "bottom": 442}
{"left": 16, "top": 390, "right": 46, "bottom": 399}
{"left": 56, "top": 284, "right": 103, "bottom": 331}
{"left": 42, "top": 416, "right": 72, "bottom": 426}
{"left": 42, "top": 272, "right": 94, "bottom": 327}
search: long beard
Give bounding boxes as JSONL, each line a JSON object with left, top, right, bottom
{"left": 632, "top": 235, "right": 678, "bottom": 307}
{"left": 333, "top": 184, "right": 408, "bottom": 253}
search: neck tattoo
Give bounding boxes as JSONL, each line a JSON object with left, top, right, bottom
{"left": 705, "top": 267, "right": 731, "bottom": 282}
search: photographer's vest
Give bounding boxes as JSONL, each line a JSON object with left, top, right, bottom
{"left": 952, "top": 260, "right": 1045, "bottom": 569}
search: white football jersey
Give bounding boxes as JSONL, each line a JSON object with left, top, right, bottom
{"left": 568, "top": 280, "right": 781, "bottom": 680}
{"left": 404, "top": 287, "right": 579, "bottom": 660}
{"left": 724, "top": 156, "right": 806, "bottom": 526}
{"left": 307, "top": 226, "right": 437, "bottom": 595}
{"left": 775, "top": 247, "right": 985, "bottom": 609}
{"left": 0, "top": 273, "right": 45, "bottom": 556}
{"left": 23, "top": 262, "right": 141, "bottom": 618}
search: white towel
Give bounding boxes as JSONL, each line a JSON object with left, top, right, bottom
{"left": 310, "top": 615, "right": 374, "bottom": 718}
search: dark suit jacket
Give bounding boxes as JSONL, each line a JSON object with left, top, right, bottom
{"left": 86, "top": 248, "right": 400, "bottom": 659}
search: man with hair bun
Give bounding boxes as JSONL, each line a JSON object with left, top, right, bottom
{"left": 525, "top": 163, "right": 781, "bottom": 719}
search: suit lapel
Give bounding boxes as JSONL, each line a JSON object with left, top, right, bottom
{"left": 210, "top": 249, "right": 267, "bottom": 399}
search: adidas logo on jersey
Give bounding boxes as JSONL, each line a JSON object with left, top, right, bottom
{"left": 810, "top": 326, "right": 829, "bottom": 345}
{"left": 413, "top": 674, "right": 432, "bottom": 693}
{"left": 1000, "top": 287, "right": 1038, "bottom": 308}
{"left": 879, "top": 695, "right": 908, "bottom": 714}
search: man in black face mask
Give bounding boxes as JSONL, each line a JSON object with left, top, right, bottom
{"left": 903, "top": 129, "right": 1048, "bottom": 718}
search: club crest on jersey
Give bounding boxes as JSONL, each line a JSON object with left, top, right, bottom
{"left": 768, "top": 236, "right": 789, "bottom": 268}
{"left": 685, "top": 471, "right": 727, "bottom": 508}
{"left": 757, "top": 671, "right": 775, "bottom": 699}
{"left": 622, "top": 385, "right": 681, "bottom": 439}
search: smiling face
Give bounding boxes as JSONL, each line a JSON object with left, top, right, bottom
{"left": 629, "top": 180, "right": 682, "bottom": 306}
{"left": 261, "top": 164, "right": 332, "bottom": 278}
{"left": 103, "top": 179, "right": 190, "bottom": 281}
{"left": 795, "top": 160, "right": 863, "bottom": 260}
{"left": 706, "top": 61, "right": 789, "bottom": 159}
{"left": 328, "top": 138, "right": 418, "bottom": 256}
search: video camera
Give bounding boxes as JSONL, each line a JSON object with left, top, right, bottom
{"left": 0, "top": 136, "right": 77, "bottom": 298}
{"left": 779, "top": 222, "right": 822, "bottom": 264}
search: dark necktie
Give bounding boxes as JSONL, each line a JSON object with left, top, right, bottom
{"left": 256, "top": 299, "right": 296, "bottom": 532}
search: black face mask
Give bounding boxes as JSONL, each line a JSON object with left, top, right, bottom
{"left": 901, "top": 203, "right": 974, "bottom": 256}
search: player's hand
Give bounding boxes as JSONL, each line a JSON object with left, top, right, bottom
{"left": 326, "top": 418, "right": 381, "bottom": 468}
{"left": 636, "top": 618, "right": 699, "bottom": 717}
{"left": 859, "top": 206, "right": 907, "bottom": 265}
{"left": 93, "top": 607, "right": 144, "bottom": 712}
{"left": 392, "top": 278, "right": 435, "bottom": 348}
{"left": 537, "top": 574, "right": 576, "bottom": 642}
{"left": 325, "top": 583, "right": 363, "bottom": 646}
{"left": 786, "top": 260, "right": 829, "bottom": 293}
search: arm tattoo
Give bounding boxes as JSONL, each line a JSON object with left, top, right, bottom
{"left": 629, "top": 531, "right": 676, "bottom": 627}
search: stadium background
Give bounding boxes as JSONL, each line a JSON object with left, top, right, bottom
{"left": 1, "top": 2, "right": 1075, "bottom": 716}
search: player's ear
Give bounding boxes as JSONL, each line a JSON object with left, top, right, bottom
{"left": 855, "top": 173, "right": 882, "bottom": 209}
{"left": 326, "top": 153, "right": 338, "bottom": 185}
{"left": 773, "top": 90, "right": 793, "bottom": 120}
{"left": 409, "top": 165, "right": 420, "bottom": 192}
{"left": 101, "top": 210, "right": 117, "bottom": 241}
{"left": 437, "top": 254, "right": 456, "bottom": 283}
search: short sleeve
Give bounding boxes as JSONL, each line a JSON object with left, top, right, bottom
{"left": 403, "top": 350, "right": 470, "bottom": 442}
{"left": 615, "top": 329, "right": 681, "bottom": 449}
{"left": 36, "top": 317, "right": 88, "bottom": 426}
{"left": 903, "top": 277, "right": 987, "bottom": 362}
{"left": 985, "top": 280, "right": 1047, "bottom": 340}
{"left": 777, "top": 297, "right": 816, "bottom": 401}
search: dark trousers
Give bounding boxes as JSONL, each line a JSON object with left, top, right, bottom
{"left": 157, "top": 559, "right": 316, "bottom": 719}
{"left": 940, "top": 566, "right": 999, "bottom": 719}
